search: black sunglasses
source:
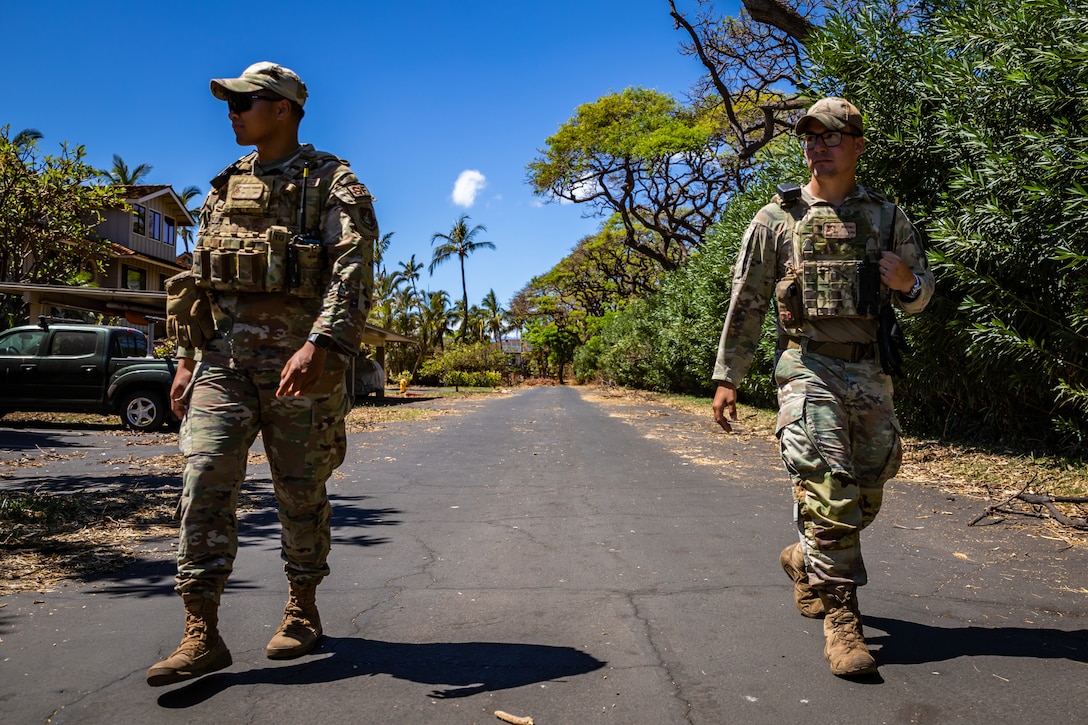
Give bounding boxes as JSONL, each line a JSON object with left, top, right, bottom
{"left": 226, "top": 93, "right": 284, "bottom": 115}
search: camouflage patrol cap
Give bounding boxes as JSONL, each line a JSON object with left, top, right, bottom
{"left": 210, "top": 61, "right": 308, "bottom": 107}
{"left": 795, "top": 97, "right": 864, "bottom": 135}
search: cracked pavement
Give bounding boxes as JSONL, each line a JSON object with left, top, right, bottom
{"left": 1, "top": 385, "right": 1086, "bottom": 724}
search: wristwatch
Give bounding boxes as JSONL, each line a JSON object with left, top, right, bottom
{"left": 906, "top": 274, "right": 922, "bottom": 299}
{"left": 306, "top": 332, "right": 332, "bottom": 350}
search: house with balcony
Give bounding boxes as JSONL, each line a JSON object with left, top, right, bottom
{"left": 0, "top": 185, "right": 196, "bottom": 325}
{"left": 96, "top": 185, "right": 195, "bottom": 294}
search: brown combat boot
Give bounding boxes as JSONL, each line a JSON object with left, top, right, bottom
{"left": 780, "top": 542, "right": 825, "bottom": 618}
{"left": 146, "top": 594, "right": 232, "bottom": 686}
{"left": 266, "top": 579, "right": 323, "bottom": 659}
{"left": 818, "top": 584, "right": 877, "bottom": 677}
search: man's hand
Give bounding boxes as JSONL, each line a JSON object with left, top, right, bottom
{"left": 170, "top": 358, "right": 197, "bottom": 419}
{"left": 879, "top": 251, "right": 916, "bottom": 294}
{"left": 712, "top": 382, "right": 738, "bottom": 432}
{"left": 276, "top": 342, "right": 327, "bottom": 397}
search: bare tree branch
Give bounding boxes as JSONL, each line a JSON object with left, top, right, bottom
{"left": 742, "top": 0, "right": 815, "bottom": 42}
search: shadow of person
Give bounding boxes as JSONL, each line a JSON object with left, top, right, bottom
{"left": 865, "top": 616, "right": 1088, "bottom": 666}
{"left": 157, "top": 636, "right": 606, "bottom": 708}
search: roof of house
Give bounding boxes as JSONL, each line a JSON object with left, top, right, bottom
{"left": 116, "top": 185, "right": 197, "bottom": 226}
{"left": 109, "top": 242, "right": 188, "bottom": 274}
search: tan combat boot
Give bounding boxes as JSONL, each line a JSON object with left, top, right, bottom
{"left": 818, "top": 584, "right": 877, "bottom": 677}
{"left": 780, "top": 542, "right": 825, "bottom": 618}
{"left": 146, "top": 594, "right": 232, "bottom": 686}
{"left": 266, "top": 579, "right": 323, "bottom": 659}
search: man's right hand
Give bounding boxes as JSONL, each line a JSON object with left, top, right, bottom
{"left": 712, "top": 382, "right": 738, "bottom": 432}
{"left": 170, "top": 359, "right": 197, "bottom": 419}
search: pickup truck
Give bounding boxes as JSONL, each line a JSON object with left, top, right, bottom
{"left": 0, "top": 321, "right": 177, "bottom": 431}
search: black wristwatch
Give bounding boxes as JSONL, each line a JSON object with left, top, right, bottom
{"left": 306, "top": 332, "right": 332, "bottom": 350}
{"left": 906, "top": 274, "right": 922, "bottom": 299}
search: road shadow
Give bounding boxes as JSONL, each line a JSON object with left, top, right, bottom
{"left": 352, "top": 395, "right": 439, "bottom": 408}
{"left": 3, "top": 490, "right": 400, "bottom": 598}
{"left": 865, "top": 616, "right": 1088, "bottom": 665}
{"left": 157, "top": 636, "right": 606, "bottom": 707}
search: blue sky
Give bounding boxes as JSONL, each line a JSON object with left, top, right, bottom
{"left": 5, "top": 1, "right": 734, "bottom": 309}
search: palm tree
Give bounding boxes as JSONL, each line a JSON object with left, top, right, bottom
{"left": 12, "top": 128, "right": 43, "bottom": 147}
{"left": 107, "top": 154, "right": 153, "bottom": 185}
{"left": 375, "top": 231, "right": 395, "bottom": 278}
{"left": 176, "top": 184, "right": 202, "bottom": 254}
{"left": 480, "top": 289, "right": 506, "bottom": 343}
{"left": 398, "top": 254, "right": 425, "bottom": 320}
{"left": 420, "top": 290, "right": 453, "bottom": 352}
{"left": 429, "top": 213, "right": 495, "bottom": 341}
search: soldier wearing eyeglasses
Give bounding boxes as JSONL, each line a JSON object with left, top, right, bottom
{"left": 711, "top": 97, "right": 933, "bottom": 677}
{"left": 148, "top": 62, "right": 377, "bottom": 686}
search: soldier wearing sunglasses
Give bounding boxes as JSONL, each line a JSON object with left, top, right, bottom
{"left": 148, "top": 61, "right": 378, "bottom": 686}
{"left": 711, "top": 97, "right": 933, "bottom": 678}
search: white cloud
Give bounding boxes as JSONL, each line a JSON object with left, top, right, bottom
{"left": 452, "top": 169, "right": 487, "bottom": 207}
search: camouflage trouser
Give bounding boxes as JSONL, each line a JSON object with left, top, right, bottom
{"left": 774, "top": 348, "right": 902, "bottom": 587}
{"left": 174, "top": 362, "right": 349, "bottom": 603}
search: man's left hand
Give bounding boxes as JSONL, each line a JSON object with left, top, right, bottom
{"left": 276, "top": 342, "right": 327, "bottom": 396}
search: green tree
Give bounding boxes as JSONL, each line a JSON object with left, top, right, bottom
{"left": 527, "top": 87, "right": 748, "bottom": 270}
{"left": 524, "top": 320, "right": 582, "bottom": 384}
{"left": 420, "top": 289, "right": 453, "bottom": 352}
{"left": 429, "top": 213, "right": 495, "bottom": 340}
{"left": 806, "top": 0, "right": 1088, "bottom": 444}
{"left": 177, "top": 184, "right": 202, "bottom": 253}
{"left": 0, "top": 128, "right": 125, "bottom": 325}
{"left": 106, "top": 154, "right": 153, "bottom": 185}
{"left": 480, "top": 289, "right": 506, "bottom": 342}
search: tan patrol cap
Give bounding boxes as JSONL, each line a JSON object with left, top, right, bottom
{"left": 795, "top": 97, "right": 864, "bottom": 135}
{"left": 210, "top": 61, "right": 308, "bottom": 107}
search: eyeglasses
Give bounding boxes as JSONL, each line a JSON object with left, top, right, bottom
{"left": 226, "top": 93, "right": 284, "bottom": 115}
{"left": 799, "top": 131, "right": 859, "bottom": 149}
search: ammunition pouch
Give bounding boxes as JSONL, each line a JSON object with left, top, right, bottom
{"left": 165, "top": 271, "right": 215, "bottom": 349}
{"left": 192, "top": 226, "right": 328, "bottom": 297}
{"left": 775, "top": 270, "right": 804, "bottom": 333}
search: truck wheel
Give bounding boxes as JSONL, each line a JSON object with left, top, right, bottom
{"left": 119, "top": 389, "right": 167, "bottom": 431}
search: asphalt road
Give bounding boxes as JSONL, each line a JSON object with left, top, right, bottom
{"left": 1, "top": 385, "right": 1085, "bottom": 724}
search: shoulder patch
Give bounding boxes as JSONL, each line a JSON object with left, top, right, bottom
{"left": 347, "top": 183, "right": 372, "bottom": 200}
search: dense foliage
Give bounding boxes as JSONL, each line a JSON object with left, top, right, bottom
{"left": 0, "top": 128, "right": 125, "bottom": 327}
{"left": 417, "top": 341, "right": 507, "bottom": 387}
{"left": 576, "top": 0, "right": 1087, "bottom": 449}
{"left": 804, "top": 0, "right": 1088, "bottom": 445}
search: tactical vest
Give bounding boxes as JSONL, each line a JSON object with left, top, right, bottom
{"left": 192, "top": 147, "right": 339, "bottom": 298}
{"left": 775, "top": 188, "right": 894, "bottom": 326}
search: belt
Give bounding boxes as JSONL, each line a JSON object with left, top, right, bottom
{"left": 778, "top": 336, "right": 875, "bottom": 363}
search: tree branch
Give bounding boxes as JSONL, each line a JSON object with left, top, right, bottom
{"left": 741, "top": 0, "right": 815, "bottom": 43}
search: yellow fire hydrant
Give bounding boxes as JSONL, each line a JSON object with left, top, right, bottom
{"left": 399, "top": 378, "right": 408, "bottom": 394}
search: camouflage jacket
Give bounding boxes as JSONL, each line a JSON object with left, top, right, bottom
{"left": 179, "top": 144, "right": 377, "bottom": 372}
{"left": 712, "top": 185, "right": 933, "bottom": 385}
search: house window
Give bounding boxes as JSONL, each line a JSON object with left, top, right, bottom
{"left": 132, "top": 204, "right": 146, "bottom": 236}
{"left": 148, "top": 209, "right": 161, "bottom": 241}
{"left": 123, "top": 265, "right": 147, "bottom": 290}
{"left": 164, "top": 216, "right": 176, "bottom": 247}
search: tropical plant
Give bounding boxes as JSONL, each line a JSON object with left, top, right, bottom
{"left": 0, "top": 128, "right": 125, "bottom": 325}
{"left": 106, "top": 154, "right": 153, "bottom": 185}
{"left": 429, "top": 213, "right": 496, "bottom": 340}
{"left": 176, "top": 184, "right": 202, "bottom": 253}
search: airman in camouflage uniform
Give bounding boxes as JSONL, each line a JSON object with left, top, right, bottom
{"left": 711, "top": 98, "right": 933, "bottom": 677}
{"left": 147, "top": 62, "right": 376, "bottom": 687}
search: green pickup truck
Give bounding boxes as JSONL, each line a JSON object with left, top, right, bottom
{"left": 0, "top": 320, "right": 177, "bottom": 431}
